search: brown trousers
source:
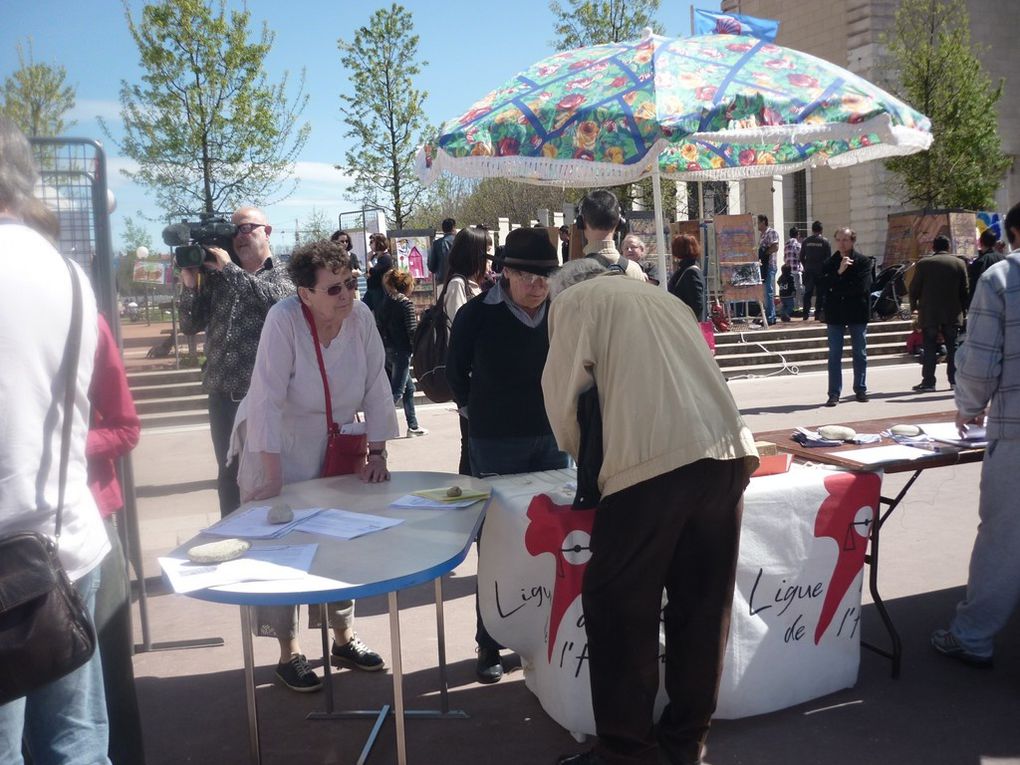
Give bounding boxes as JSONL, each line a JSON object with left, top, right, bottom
{"left": 584, "top": 458, "right": 750, "bottom": 764}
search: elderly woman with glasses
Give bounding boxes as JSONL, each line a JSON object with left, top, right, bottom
{"left": 446, "top": 227, "right": 569, "bottom": 685}
{"left": 229, "top": 238, "right": 398, "bottom": 694}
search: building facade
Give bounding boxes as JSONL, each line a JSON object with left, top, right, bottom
{"left": 721, "top": 0, "right": 1018, "bottom": 261}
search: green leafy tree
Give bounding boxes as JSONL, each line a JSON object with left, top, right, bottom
{"left": 0, "top": 39, "right": 76, "bottom": 137}
{"left": 549, "top": 0, "right": 663, "bottom": 50}
{"left": 883, "top": 0, "right": 1011, "bottom": 209}
{"left": 298, "top": 207, "right": 332, "bottom": 244}
{"left": 338, "top": 3, "right": 428, "bottom": 229}
{"left": 104, "top": 0, "right": 310, "bottom": 218}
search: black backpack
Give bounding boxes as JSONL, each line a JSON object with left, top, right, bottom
{"left": 411, "top": 281, "right": 454, "bottom": 403}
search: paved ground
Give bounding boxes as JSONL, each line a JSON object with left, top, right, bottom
{"left": 124, "top": 359, "right": 1020, "bottom": 765}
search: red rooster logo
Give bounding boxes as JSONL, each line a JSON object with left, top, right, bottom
{"left": 523, "top": 494, "right": 596, "bottom": 662}
{"left": 813, "top": 472, "right": 880, "bottom": 643}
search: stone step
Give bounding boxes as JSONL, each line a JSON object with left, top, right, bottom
{"left": 138, "top": 409, "right": 211, "bottom": 430}
{"left": 722, "top": 352, "right": 912, "bottom": 380}
{"left": 717, "top": 341, "right": 908, "bottom": 369}
{"left": 127, "top": 368, "right": 203, "bottom": 387}
{"left": 131, "top": 381, "right": 206, "bottom": 401}
{"left": 135, "top": 394, "right": 209, "bottom": 416}
{"left": 713, "top": 319, "right": 912, "bottom": 345}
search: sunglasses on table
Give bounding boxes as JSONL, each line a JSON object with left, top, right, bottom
{"left": 306, "top": 277, "right": 359, "bottom": 295}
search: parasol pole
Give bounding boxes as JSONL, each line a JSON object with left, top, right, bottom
{"left": 652, "top": 163, "right": 668, "bottom": 291}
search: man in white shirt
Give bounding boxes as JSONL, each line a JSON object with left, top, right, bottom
{"left": 0, "top": 116, "right": 111, "bottom": 764}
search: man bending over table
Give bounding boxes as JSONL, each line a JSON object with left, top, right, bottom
{"left": 931, "top": 201, "right": 1020, "bottom": 667}
{"left": 542, "top": 260, "right": 759, "bottom": 765}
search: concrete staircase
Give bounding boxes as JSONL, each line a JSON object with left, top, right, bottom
{"left": 715, "top": 318, "right": 913, "bottom": 379}
{"left": 127, "top": 319, "right": 915, "bottom": 429}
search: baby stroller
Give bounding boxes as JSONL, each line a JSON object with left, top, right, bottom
{"left": 870, "top": 263, "right": 911, "bottom": 320}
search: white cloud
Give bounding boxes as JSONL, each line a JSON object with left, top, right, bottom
{"left": 292, "top": 160, "right": 355, "bottom": 187}
{"left": 68, "top": 99, "right": 123, "bottom": 124}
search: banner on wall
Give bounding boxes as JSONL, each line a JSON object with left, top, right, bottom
{"left": 478, "top": 467, "right": 880, "bottom": 734}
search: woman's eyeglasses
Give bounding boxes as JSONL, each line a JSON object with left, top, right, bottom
{"left": 235, "top": 223, "right": 267, "bottom": 235}
{"left": 307, "top": 277, "right": 358, "bottom": 296}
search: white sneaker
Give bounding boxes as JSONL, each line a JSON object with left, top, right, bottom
{"left": 407, "top": 427, "right": 429, "bottom": 437}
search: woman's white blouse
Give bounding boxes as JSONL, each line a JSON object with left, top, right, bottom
{"left": 231, "top": 297, "right": 399, "bottom": 490}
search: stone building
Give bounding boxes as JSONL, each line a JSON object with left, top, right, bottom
{"left": 721, "top": 0, "right": 1018, "bottom": 261}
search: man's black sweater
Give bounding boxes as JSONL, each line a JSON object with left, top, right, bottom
{"left": 446, "top": 295, "right": 554, "bottom": 439}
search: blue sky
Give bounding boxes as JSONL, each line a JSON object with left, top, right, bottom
{"left": 3, "top": 0, "right": 719, "bottom": 252}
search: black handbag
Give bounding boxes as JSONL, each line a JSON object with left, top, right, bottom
{"left": 0, "top": 258, "right": 97, "bottom": 705}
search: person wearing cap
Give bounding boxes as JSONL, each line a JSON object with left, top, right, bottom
{"left": 446, "top": 227, "right": 569, "bottom": 684}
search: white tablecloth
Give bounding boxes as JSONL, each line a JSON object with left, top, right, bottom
{"left": 478, "top": 465, "right": 880, "bottom": 734}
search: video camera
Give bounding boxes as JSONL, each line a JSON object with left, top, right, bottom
{"left": 162, "top": 215, "right": 238, "bottom": 269}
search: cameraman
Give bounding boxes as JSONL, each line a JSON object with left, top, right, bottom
{"left": 179, "top": 206, "right": 294, "bottom": 517}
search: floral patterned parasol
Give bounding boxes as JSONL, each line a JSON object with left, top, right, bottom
{"left": 416, "top": 32, "right": 931, "bottom": 187}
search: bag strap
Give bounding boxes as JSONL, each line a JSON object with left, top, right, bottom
{"left": 56, "top": 258, "right": 83, "bottom": 541}
{"left": 300, "top": 303, "right": 338, "bottom": 435}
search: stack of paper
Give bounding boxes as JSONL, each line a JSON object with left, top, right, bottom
{"left": 203, "top": 506, "right": 324, "bottom": 539}
{"left": 918, "top": 422, "right": 988, "bottom": 448}
{"left": 391, "top": 494, "right": 483, "bottom": 510}
{"left": 412, "top": 487, "right": 491, "bottom": 503}
{"left": 159, "top": 543, "right": 318, "bottom": 594}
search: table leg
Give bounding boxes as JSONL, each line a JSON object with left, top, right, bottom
{"left": 434, "top": 577, "right": 450, "bottom": 715}
{"left": 389, "top": 590, "right": 407, "bottom": 765}
{"left": 861, "top": 469, "right": 919, "bottom": 678}
{"left": 240, "top": 606, "right": 261, "bottom": 765}
{"left": 320, "top": 604, "right": 335, "bottom": 714}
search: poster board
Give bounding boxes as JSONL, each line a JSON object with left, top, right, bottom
{"left": 388, "top": 229, "right": 434, "bottom": 314}
{"left": 714, "top": 214, "right": 765, "bottom": 309}
{"left": 132, "top": 258, "right": 172, "bottom": 285}
{"left": 883, "top": 209, "right": 978, "bottom": 265}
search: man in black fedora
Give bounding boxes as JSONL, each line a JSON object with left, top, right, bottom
{"left": 447, "top": 227, "right": 568, "bottom": 684}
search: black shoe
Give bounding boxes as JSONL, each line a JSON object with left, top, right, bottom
{"left": 930, "top": 629, "right": 993, "bottom": 668}
{"left": 855, "top": 391, "right": 869, "bottom": 402}
{"left": 825, "top": 396, "right": 839, "bottom": 407}
{"left": 912, "top": 383, "right": 936, "bottom": 392}
{"left": 476, "top": 647, "right": 503, "bottom": 684}
{"left": 557, "top": 750, "right": 606, "bottom": 765}
{"left": 331, "top": 635, "right": 385, "bottom": 672}
{"left": 275, "top": 654, "right": 322, "bottom": 692}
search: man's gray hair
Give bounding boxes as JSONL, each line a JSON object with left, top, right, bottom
{"left": 0, "top": 116, "right": 39, "bottom": 213}
{"left": 548, "top": 258, "right": 609, "bottom": 299}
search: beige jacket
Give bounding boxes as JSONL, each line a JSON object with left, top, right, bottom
{"left": 583, "top": 239, "right": 647, "bottom": 281}
{"left": 542, "top": 276, "right": 758, "bottom": 498}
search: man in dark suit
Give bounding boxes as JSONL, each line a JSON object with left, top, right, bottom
{"left": 909, "top": 234, "right": 969, "bottom": 392}
{"left": 968, "top": 229, "right": 1005, "bottom": 308}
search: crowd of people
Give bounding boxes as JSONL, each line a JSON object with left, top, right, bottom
{"left": 4, "top": 103, "right": 1020, "bottom": 764}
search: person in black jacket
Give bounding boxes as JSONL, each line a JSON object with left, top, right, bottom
{"left": 362, "top": 233, "right": 392, "bottom": 311}
{"left": 446, "top": 227, "right": 567, "bottom": 684}
{"left": 801, "top": 220, "right": 832, "bottom": 320}
{"left": 821, "top": 227, "right": 874, "bottom": 406}
{"left": 667, "top": 233, "right": 706, "bottom": 321}
{"left": 376, "top": 269, "right": 426, "bottom": 436}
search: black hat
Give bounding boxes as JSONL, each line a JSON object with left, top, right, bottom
{"left": 500, "top": 227, "right": 560, "bottom": 276}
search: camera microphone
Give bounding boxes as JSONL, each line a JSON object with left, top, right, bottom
{"left": 162, "top": 223, "right": 192, "bottom": 246}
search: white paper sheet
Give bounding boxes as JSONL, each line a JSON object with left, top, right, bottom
{"left": 917, "top": 421, "right": 988, "bottom": 447}
{"left": 202, "top": 506, "right": 323, "bottom": 539}
{"left": 159, "top": 544, "right": 318, "bottom": 594}
{"left": 826, "top": 444, "right": 933, "bottom": 465}
{"left": 390, "top": 494, "right": 482, "bottom": 510}
{"left": 291, "top": 508, "right": 403, "bottom": 539}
